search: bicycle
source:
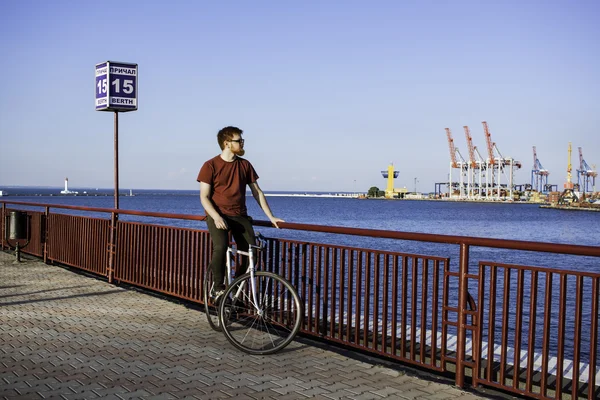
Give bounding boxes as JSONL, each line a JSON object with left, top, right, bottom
{"left": 203, "top": 233, "right": 303, "bottom": 355}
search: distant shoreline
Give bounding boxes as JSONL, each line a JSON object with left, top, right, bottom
{"left": 0, "top": 193, "right": 134, "bottom": 197}
{"left": 265, "top": 193, "right": 360, "bottom": 198}
{"left": 0, "top": 189, "right": 365, "bottom": 198}
{"left": 540, "top": 204, "right": 600, "bottom": 212}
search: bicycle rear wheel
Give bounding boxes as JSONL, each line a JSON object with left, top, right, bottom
{"left": 203, "top": 268, "right": 223, "bottom": 331}
{"left": 219, "top": 271, "right": 303, "bottom": 355}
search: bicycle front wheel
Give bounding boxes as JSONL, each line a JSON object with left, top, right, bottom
{"left": 219, "top": 271, "right": 303, "bottom": 355}
{"left": 203, "top": 267, "right": 223, "bottom": 331}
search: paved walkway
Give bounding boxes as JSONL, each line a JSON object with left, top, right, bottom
{"left": 0, "top": 251, "right": 499, "bottom": 399}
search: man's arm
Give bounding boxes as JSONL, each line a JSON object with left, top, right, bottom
{"left": 199, "top": 182, "right": 228, "bottom": 229}
{"left": 249, "top": 181, "right": 285, "bottom": 228}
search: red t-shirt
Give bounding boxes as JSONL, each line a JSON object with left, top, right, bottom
{"left": 197, "top": 155, "right": 259, "bottom": 216}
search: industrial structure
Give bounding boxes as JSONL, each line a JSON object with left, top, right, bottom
{"left": 437, "top": 122, "right": 598, "bottom": 202}
{"left": 445, "top": 127, "right": 465, "bottom": 198}
{"left": 380, "top": 164, "right": 407, "bottom": 198}
{"left": 530, "top": 146, "right": 550, "bottom": 193}
{"left": 559, "top": 142, "right": 578, "bottom": 203}
{"left": 577, "top": 147, "right": 597, "bottom": 194}
{"left": 445, "top": 121, "right": 521, "bottom": 200}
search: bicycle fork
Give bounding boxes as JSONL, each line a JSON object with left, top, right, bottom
{"left": 229, "top": 247, "right": 263, "bottom": 317}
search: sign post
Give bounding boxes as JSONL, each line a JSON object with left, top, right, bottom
{"left": 95, "top": 61, "right": 137, "bottom": 283}
{"left": 95, "top": 61, "right": 138, "bottom": 209}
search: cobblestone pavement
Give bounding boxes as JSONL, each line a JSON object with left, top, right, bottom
{"left": 0, "top": 251, "right": 501, "bottom": 399}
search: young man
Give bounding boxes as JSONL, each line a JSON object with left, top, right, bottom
{"left": 197, "top": 126, "right": 284, "bottom": 299}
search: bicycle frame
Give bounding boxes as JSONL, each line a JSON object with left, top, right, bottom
{"left": 225, "top": 241, "right": 264, "bottom": 315}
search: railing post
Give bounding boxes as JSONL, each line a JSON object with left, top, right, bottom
{"left": 43, "top": 206, "right": 49, "bottom": 264}
{"left": 1, "top": 203, "right": 5, "bottom": 250}
{"left": 455, "top": 243, "right": 469, "bottom": 388}
{"left": 321, "top": 246, "right": 329, "bottom": 337}
{"left": 107, "top": 212, "right": 117, "bottom": 283}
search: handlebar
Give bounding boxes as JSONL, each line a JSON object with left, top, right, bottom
{"left": 252, "top": 233, "right": 267, "bottom": 250}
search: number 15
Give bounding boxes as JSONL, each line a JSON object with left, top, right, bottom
{"left": 97, "top": 78, "right": 107, "bottom": 94}
{"left": 112, "top": 79, "right": 134, "bottom": 94}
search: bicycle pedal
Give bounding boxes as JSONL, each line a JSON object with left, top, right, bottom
{"left": 210, "top": 288, "right": 226, "bottom": 303}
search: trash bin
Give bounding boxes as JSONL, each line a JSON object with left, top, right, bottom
{"left": 9, "top": 211, "right": 28, "bottom": 240}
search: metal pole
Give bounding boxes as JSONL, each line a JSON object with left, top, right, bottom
{"left": 114, "top": 111, "right": 119, "bottom": 209}
{"left": 455, "top": 243, "right": 469, "bottom": 388}
{"left": 110, "top": 112, "right": 120, "bottom": 282}
{"left": 43, "top": 206, "right": 49, "bottom": 264}
{"left": 1, "top": 203, "right": 5, "bottom": 250}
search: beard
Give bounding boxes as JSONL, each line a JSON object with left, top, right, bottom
{"left": 232, "top": 148, "right": 245, "bottom": 157}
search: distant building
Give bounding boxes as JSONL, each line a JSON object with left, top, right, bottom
{"left": 405, "top": 192, "right": 425, "bottom": 200}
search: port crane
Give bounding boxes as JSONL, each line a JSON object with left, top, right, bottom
{"left": 463, "top": 126, "right": 485, "bottom": 199}
{"left": 446, "top": 128, "right": 467, "bottom": 198}
{"left": 483, "top": 121, "right": 495, "bottom": 199}
{"left": 446, "top": 128, "right": 458, "bottom": 169}
{"left": 531, "top": 146, "right": 549, "bottom": 193}
{"left": 481, "top": 121, "right": 521, "bottom": 200}
{"left": 577, "top": 147, "right": 597, "bottom": 194}
{"left": 482, "top": 121, "right": 497, "bottom": 199}
{"left": 445, "top": 122, "right": 521, "bottom": 200}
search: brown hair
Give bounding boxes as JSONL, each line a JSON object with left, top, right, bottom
{"left": 217, "top": 126, "right": 243, "bottom": 150}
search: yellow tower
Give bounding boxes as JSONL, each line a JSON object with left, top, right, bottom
{"left": 381, "top": 163, "right": 399, "bottom": 199}
{"left": 564, "top": 142, "right": 573, "bottom": 189}
{"left": 559, "top": 142, "right": 578, "bottom": 204}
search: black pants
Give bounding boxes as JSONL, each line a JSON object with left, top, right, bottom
{"left": 207, "top": 215, "right": 256, "bottom": 290}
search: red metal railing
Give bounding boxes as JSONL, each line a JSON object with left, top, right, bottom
{"left": 115, "top": 221, "right": 209, "bottom": 303}
{"left": 473, "top": 262, "right": 599, "bottom": 399}
{"left": 46, "top": 214, "right": 110, "bottom": 275}
{"left": 1, "top": 200, "right": 599, "bottom": 399}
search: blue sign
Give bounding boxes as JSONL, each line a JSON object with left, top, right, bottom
{"left": 95, "top": 61, "right": 138, "bottom": 112}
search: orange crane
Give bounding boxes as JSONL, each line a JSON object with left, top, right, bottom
{"left": 464, "top": 125, "right": 484, "bottom": 198}
{"left": 445, "top": 127, "right": 468, "bottom": 198}
{"left": 446, "top": 128, "right": 458, "bottom": 168}
{"left": 463, "top": 126, "right": 477, "bottom": 169}
{"left": 480, "top": 121, "right": 521, "bottom": 200}
{"left": 482, "top": 121, "right": 495, "bottom": 165}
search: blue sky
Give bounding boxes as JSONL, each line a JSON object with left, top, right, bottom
{"left": 1, "top": 0, "right": 598, "bottom": 192}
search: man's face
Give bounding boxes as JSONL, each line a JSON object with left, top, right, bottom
{"left": 229, "top": 134, "right": 245, "bottom": 156}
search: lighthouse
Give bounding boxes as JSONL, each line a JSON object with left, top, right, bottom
{"left": 60, "top": 177, "right": 78, "bottom": 195}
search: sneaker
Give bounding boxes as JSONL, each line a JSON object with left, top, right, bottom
{"left": 210, "top": 288, "right": 225, "bottom": 303}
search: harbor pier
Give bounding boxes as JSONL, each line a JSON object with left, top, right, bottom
{"left": 1, "top": 200, "right": 599, "bottom": 399}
